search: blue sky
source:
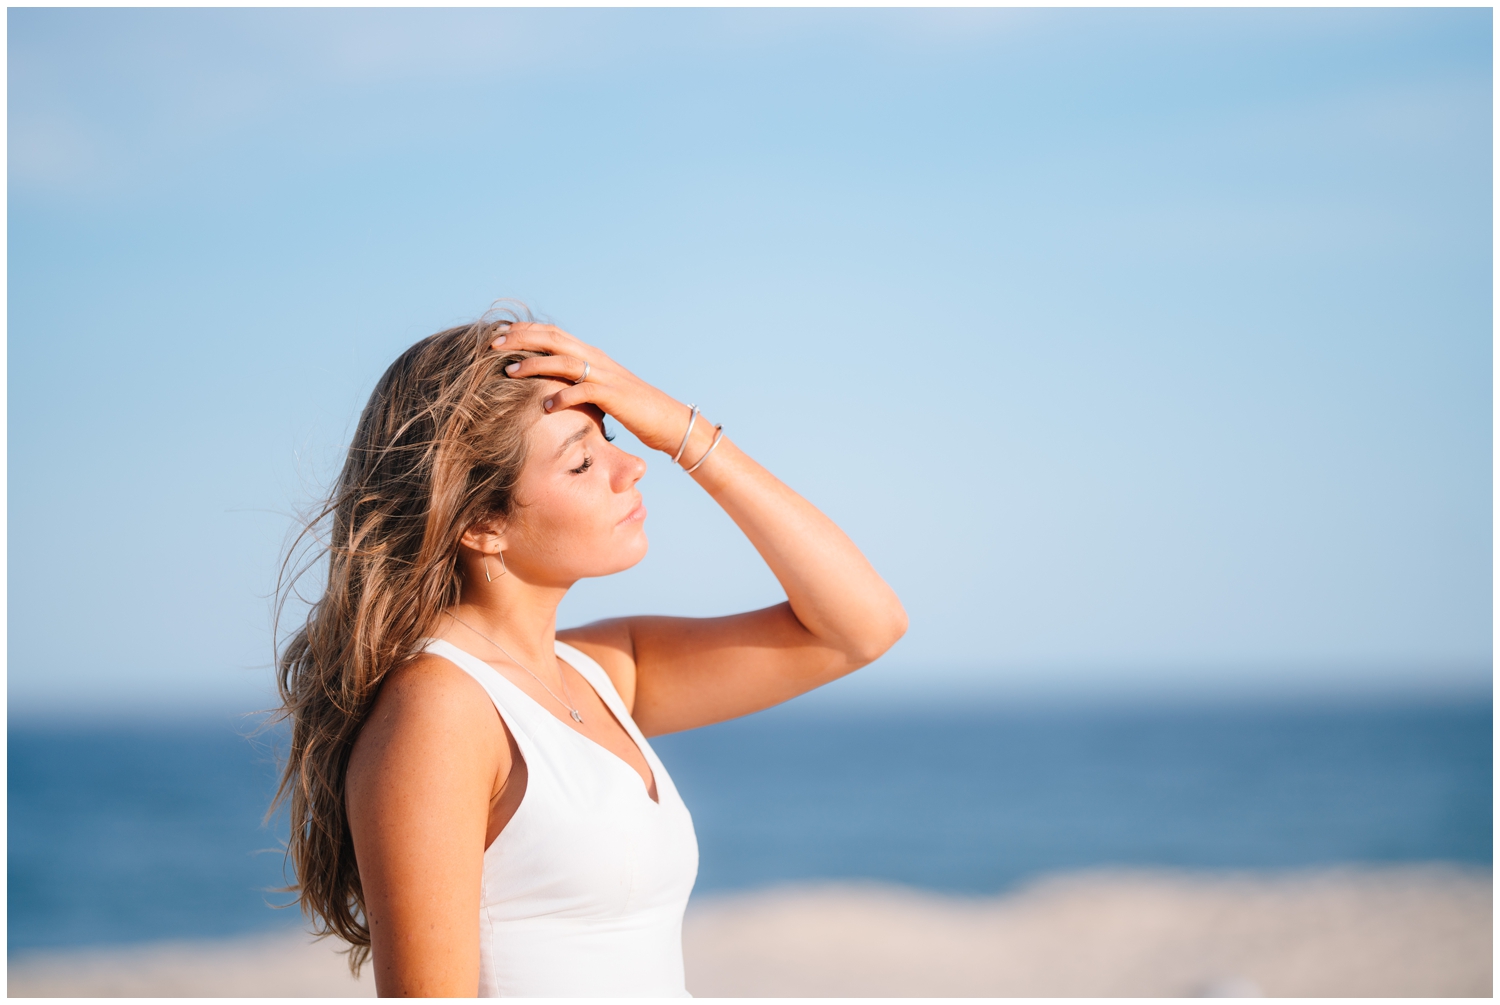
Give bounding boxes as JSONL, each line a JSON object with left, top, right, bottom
{"left": 8, "top": 8, "right": 1491, "bottom": 715}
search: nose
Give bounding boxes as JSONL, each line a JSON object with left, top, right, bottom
{"left": 613, "top": 446, "right": 647, "bottom": 492}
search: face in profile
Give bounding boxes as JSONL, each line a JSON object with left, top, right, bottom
{"left": 499, "top": 378, "right": 650, "bottom": 586}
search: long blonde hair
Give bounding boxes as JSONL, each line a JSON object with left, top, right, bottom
{"left": 273, "top": 309, "right": 546, "bottom": 970}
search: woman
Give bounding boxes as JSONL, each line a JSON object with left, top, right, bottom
{"left": 276, "top": 310, "right": 906, "bottom": 997}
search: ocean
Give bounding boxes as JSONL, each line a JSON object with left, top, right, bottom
{"left": 8, "top": 698, "right": 1491, "bottom": 952}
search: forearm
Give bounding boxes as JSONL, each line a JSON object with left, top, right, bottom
{"left": 484, "top": 324, "right": 906, "bottom": 664}
{"left": 677, "top": 422, "right": 907, "bottom": 664}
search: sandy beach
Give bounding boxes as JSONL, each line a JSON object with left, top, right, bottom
{"left": 8, "top": 864, "right": 1489, "bottom": 997}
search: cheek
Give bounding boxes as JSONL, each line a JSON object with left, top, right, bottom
{"left": 525, "top": 480, "right": 618, "bottom": 548}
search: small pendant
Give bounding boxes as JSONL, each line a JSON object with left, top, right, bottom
{"left": 570, "top": 709, "right": 584, "bottom": 723}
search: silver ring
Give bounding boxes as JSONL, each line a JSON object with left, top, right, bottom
{"left": 578, "top": 360, "right": 591, "bottom": 383}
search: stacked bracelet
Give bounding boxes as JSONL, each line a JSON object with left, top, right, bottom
{"left": 671, "top": 405, "right": 700, "bottom": 464}
{"left": 683, "top": 424, "right": 725, "bottom": 474}
{"left": 669, "top": 402, "right": 725, "bottom": 474}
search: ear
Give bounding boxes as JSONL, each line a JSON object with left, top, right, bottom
{"left": 458, "top": 514, "right": 509, "bottom": 555}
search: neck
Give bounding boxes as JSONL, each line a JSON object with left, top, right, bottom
{"left": 449, "top": 564, "right": 571, "bottom": 670}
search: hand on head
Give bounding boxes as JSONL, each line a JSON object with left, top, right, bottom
{"left": 491, "top": 323, "right": 702, "bottom": 459}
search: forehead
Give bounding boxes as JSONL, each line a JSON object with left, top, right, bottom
{"left": 526, "top": 380, "right": 604, "bottom": 455}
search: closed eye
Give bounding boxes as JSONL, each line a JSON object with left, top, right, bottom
{"left": 570, "top": 456, "right": 594, "bottom": 474}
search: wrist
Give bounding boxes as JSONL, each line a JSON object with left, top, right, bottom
{"left": 663, "top": 403, "right": 701, "bottom": 462}
{"left": 678, "top": 416, "right": 722, "bottom": 473}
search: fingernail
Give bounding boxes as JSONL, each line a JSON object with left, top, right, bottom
{"left": 492, "top": 336, "right": 507, "bottom": 347}
{"left": 543, "top": 399, "right": 554, "bottom": 411}
{"left": 505, "top": 362, "right": 520, "bottom": 374}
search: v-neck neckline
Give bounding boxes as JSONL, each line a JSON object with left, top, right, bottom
{"left": 436, "top": 637, "right": 660, "bottom": 806}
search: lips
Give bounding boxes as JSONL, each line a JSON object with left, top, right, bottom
{"left": 617, "top": 501, "right": 647, "bottom": 527}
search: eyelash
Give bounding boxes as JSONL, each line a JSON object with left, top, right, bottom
{"left": 569, "top": 424, "right": 612, "bottom": 472}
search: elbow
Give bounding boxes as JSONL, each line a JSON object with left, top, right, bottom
{"left": 844, "top": 599, "right": 908, "bottom": 668}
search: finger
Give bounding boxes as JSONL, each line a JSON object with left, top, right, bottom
{"left": 541, "top": 381, "right": 603, "bottom": 413}
{"left": 491, "top": 323, "right": 577, "bottom": 353}
{"left": 492, "top": 325, "right": 614, "bottom": 377}
{"left": 504, "top": 353, "right": 593, "bottom": 383}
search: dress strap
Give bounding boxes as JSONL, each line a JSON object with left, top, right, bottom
{"left": 419, "top": 637, "right": 551, "bottom": 741}
{"left": 554, "top": 638, "right": 628, "bottom": 709}
{"left": 553, "top": 640, "right": 658, "bottom": 749}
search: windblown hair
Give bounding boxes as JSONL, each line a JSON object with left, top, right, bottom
{"left": 272, "top": 308, "right": 547, "bottom": 972}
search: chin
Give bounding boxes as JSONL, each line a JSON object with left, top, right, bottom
{"left": 571, "top": 537, "right": 645, "bottom": 580}
{"left": 603, "top": 536, "right": 649, "bottom": 576}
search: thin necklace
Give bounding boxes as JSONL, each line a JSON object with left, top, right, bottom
{"left": 446, "top": 612, "right": 584, "bottom": 724}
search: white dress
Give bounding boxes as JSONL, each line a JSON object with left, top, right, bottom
{"left": 421, "top": 638, "right": 700, "bottom": 997}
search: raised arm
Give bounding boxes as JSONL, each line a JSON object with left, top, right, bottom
{"left": 494, "top": 324, "right": 907, "bottom": 734}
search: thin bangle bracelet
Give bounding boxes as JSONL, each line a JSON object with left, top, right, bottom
{"left": 684, "top": 424, "right": 725, "bottom": 474}
{"left": 671, "top": 405, "right": 699, "bottom": 464}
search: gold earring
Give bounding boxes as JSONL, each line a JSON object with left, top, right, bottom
{"left": 484, "top": 552, "right": 508, "bottom": 582}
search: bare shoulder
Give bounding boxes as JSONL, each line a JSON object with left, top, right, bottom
{"left": 349, "top": 653, "right": 509, "bottom": 789}
{"left": 557, "top": 618, "right": 638, "bottom": 711}
{"left": 361, "top": 652, "right": 500, "bottom": 735}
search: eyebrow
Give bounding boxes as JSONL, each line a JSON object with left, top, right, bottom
{"left": 554, "top": 423, "right": 594, "bottom": 459}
